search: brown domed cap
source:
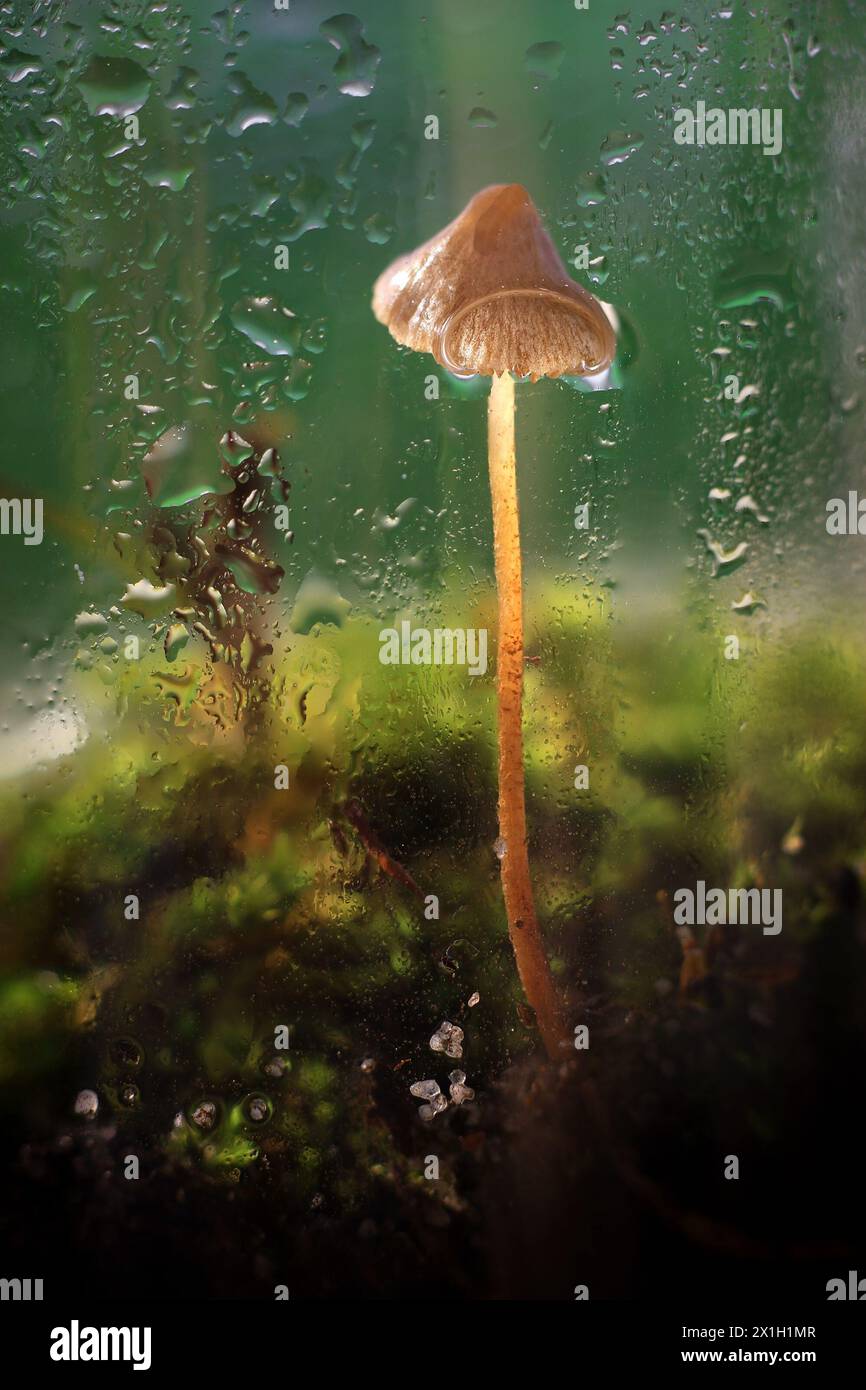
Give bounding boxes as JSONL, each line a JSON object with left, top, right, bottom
{"left": 372, "top": 183, "right": 615, "bottom": 380}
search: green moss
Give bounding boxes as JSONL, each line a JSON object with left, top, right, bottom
{"left": 1, "top": 594, "right": 865, "bottom": 1215}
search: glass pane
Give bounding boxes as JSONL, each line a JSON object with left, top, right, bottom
{"left": 1, "top": 0, "right": 863, "bottom": 1322}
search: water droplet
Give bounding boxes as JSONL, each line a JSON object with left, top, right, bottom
{"left": 576, "top": 169, "right": 607, "bottom": 207}
{"left": 110, "top": 1037, "right": 144, "bottom": 1069}
{"left": 524, "top": 41, "right": 564, "bottom": 79}
{"left": 284, "top": 91, "right": 309, "bottom": 126}
{"left": 75, "top": 611, "right": 109, "bottom": 635}
{"left": 214, "top": 541, "right": 284, "bottom": 596}
{"left": 290, "top": 570, "right": 351, "bottom": 633}
{"left": 243, "top": 1093, "right": 273, "bottom": 1125}
{"left": 1, "top": 49, "right": 42, "bottom": 84}
{"left": 74, "top": 1089, "right": 99, "bottom": 1119}
{"left": 62, "top": 277, "right": 98, "bottom": 314}
{"left": 732, "top": 592, "right": 767, "bottom": 614}
{"left": 143, "top": 163, "right": 194, "bottom": 191}
{"left": 121, "top": 579, "right": 177, "bottom": 618}
{"left": 164, "top": 623, "right": 189, "bottom": 661}
{"left": 219, "top": 431, "right": 254, "bottom": 467}
{"left": 714, "top": 256, "right": 794, "bottom": 311}
{"left": 418, "top": 1095, "right": 448, "bottom": 1121}
{"left": 696, "top": 531, "right": 749, "bottom": 576}
{"left": 76, "top": 55, "right": 151, "bottom": 117}
{"left": 363, "top": 212, "right": 392, "bottom": 245}
{"left": 410, "top": 1079, "right": 441, "bottom": 1101}
{"left": 142, "top": 424, "right": 235, "bottom": 507}
{"left": 734, "top": 495, "right": 769, "bottom": 525}
{"left": 264, "top": 1055, "right": 290, "bottom": 1079}
{"left": 449, "top": 1070, "right": 475, "bottom": 1104}
{"left": 188, "top": 1099, "right": 219, "bottom": 1132}
{"left": 430, "top": 1021, "right": 464, "bottom": 1060}
{"left": 600, "top": 129, "right": 645, "bottom": 166}
{"left": 468, "top": 106, "right": 497, "bottom": 128}
{"left": 166, "top": 66, "right": 199, "bottom": 111}
{"left": 285, "top": 158, "right": 332, "bottom": 240}
{"left": 320, "top": 14, "right": 381, "bottom": 97}
{"left": 230, "top": 296, "right": 299, "bottom": 356}
{"left": 225, "top": 72, "right": 278, "bottom": 136}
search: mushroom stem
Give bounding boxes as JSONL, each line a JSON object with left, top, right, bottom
{"left": 487, "top": 371, "right": 568, "bottom": 1059}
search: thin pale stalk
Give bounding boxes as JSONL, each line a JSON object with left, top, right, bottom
{"left": 487, "top": 371, "right": 568, "bottom": 1058}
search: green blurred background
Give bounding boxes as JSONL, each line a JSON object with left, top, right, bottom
{"left": 2, "top": 0, "right": 866, "bottom": 1302}
{"left": 2, "top": 0, "right": 862, "bottom": 704}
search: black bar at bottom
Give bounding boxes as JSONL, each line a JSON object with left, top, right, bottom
{"left": 1, "top": 1301, "right": 861, "bottom": 1373}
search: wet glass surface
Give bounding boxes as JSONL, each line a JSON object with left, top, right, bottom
{"left": 1, "top": 0, "right": 865, "bottom": 1305}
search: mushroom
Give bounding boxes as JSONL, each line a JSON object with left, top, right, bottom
{"left": 372, "top": 184, "right": 615, "bottom": 1057}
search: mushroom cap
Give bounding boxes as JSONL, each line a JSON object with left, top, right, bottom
{"left": 372, "top": 183, "right": 616, "bottom": 380}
